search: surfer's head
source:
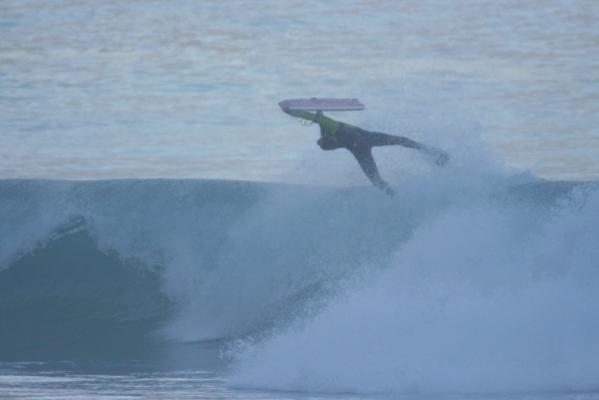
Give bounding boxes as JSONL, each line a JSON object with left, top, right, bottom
{"left": 317, "top": 136, "right": 339, "bottom": 150}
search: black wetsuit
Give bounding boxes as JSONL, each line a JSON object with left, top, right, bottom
{"left": 318, "top": 123, "right": 428, "bottom": 195}
{"left": 283, "top": 108, "right": 447, "bottom": 195}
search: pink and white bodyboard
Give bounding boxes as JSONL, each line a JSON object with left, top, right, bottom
{"left": 279, "top": 98, "right": 365, "bottom": 112}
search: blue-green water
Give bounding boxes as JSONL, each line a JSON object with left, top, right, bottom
{"left": 1, "top": 178, "right": 599, "bottom": 399}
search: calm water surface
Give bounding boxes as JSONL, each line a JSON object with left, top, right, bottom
{"left": 0, "top": 0, "right": 598, "bottom": 181}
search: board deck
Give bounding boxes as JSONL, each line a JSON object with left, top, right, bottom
{"left": 279, "top": 98, "right": 365, "bottom": 112}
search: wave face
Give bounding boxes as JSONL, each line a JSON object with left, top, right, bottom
{"left": 0, "top": 227, "right": 171, "bottom": 360}
{"left": 1, "top": 176, "right": 598, "bottom": 394}
{"left": 0, "top": 178, "right": 419, "bottom": 358}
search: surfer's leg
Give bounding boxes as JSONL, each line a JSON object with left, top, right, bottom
{"left": 350, "top": 147, "right": 395, "bottom": 196}
{"left": 365, "top": 131, "right": 450, "bottom": 166}
{"left": 366, "top": 131, "right": 424, "bottom": 149}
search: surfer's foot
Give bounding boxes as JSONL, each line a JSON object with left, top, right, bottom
{"left": 422, "top": 146, "right": 450, "bottom": 167}
{"left": 379, "top": 182, "right": 395, "bottom": 196}
{"left": 435, "top": 151, "right": 450, "bottom": 167}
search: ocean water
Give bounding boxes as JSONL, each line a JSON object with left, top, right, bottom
{"left": 1, "top": 0, "right": 598, "bottom": 181}
{"left": 1, "top": 176, "right": 599, "bottom": 399}
{"left": 1, "top": 1, "right": 599, "bottom": 399}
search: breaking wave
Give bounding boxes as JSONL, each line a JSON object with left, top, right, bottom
{"left": 1, "top": 174, "right": 597, "bottom": 394}
{"left": 230, "top": 178, "right": 599, "bottom": 395}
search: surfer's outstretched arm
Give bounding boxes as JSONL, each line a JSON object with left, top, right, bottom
{"left": 280, "top": 106, "right": 341, "bottom": 137}
{"left": 351, "top": 148, "right": 395, "bottom": 196}
{"left": 280, "top": 105, "right": 319, "bottom": 122}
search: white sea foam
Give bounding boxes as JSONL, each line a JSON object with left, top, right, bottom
{"left": 231, "top": 182, "right": 599, "bottom": 395}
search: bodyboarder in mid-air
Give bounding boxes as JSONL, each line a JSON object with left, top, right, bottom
{"left": 280, "top": 102, "right": 449, "bottom": 196}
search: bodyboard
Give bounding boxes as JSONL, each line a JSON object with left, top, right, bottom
{"left": 279, "top": 98, "right": 365, "bottom": 112}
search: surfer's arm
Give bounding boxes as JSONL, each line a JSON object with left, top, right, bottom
{"left": 280, "top": 105, "right": 341, "bottom": 137}
{"left": 280, "top": 106, "right": 319, "bottom": 122}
